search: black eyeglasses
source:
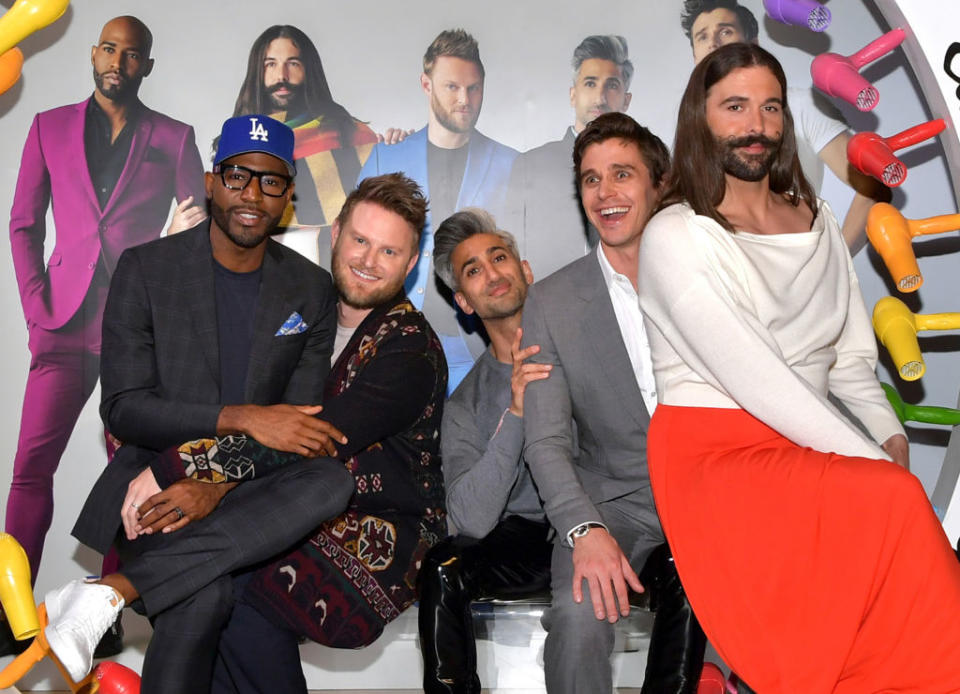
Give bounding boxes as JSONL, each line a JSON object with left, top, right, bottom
{"left": 215, "top": 164, "right": 292, "bottom": 197}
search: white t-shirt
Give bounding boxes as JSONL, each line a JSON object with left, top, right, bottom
{"left": 790, "top": 85, "right": 848, "bottom": 192}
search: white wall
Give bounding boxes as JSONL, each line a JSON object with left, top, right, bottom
{"left": 0, "top": 0, "right": 956, "bottom": 688}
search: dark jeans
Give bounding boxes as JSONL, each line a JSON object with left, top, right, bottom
{"left": 211, "top": 573, "right": 308, "bottom": 694}
{"left": 418, "top": 515, "right": 554, "bottom": 694}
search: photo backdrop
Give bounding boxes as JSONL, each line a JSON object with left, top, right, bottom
{"left": 0, "top": 0, "right": 956, "bottom": 688}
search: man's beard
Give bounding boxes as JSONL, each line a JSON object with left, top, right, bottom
{"left": 474, "top": 286, "right": 526, "bottom": 321}
{"left": 210, "top": 200, "right": 276, "bottom": 249}
{"left": 716, "top": 134, "right": 781, "bottom": 182}
{"left": 266, "top": 81, "right": 304, "bottom": 112}
{"left": 430, "top": 92, "right": 479, "bottom": 134}
{"left": 93, "top": 68, "right": 141, "bottom": 101}
{"left": 332, "top": 255, "right": 406, "bottom": 311}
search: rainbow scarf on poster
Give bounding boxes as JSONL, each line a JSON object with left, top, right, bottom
{"left": 277, "top": 111, "right": 379, "bottom": 158}
{"left": 267, "top": 111, "right": 377, "bottom": 228}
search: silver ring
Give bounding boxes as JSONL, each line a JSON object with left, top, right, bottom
{"left": 129, "top": 502, "right": 139, "bottom": 509}
{"left": 173, "top": 506, "right": 184, "bottom": 521}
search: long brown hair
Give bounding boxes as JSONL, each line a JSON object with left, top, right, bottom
{"left": 660, "top": 42, "right": 817, "bottom": 231}
{"left": 232, "top": 25, "right": 357, "bottom": 144}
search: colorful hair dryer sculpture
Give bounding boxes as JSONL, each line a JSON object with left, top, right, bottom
{"left": 873, "top": 296, "right": 960, "bottom": 381}
{"left": 881, "top": 383, "right": 960, "bottom": 426}
{"left": 94, "top": 662, "right": 141, "bottom": 694}
{"left": 0, "top": 0, "right": 70, "bottom": 56}
{"left": 867, "top": 202, "right": 960, "bottom": 292}
{"left": 0, "top": 533, "right": 38, "bottom": 641}
{"left": 0, "top": 47, "right": 23, "bottom": 96}
{"left": 847, "top": 119, "right": 947, "bottom": 187}
{"left": 811, "top": 29, "right": 906, "bottom": 110}
{"left": 763, "top": 0, "right": 831, "bottom": 32}
{"left": 0, "top": 535, "right": 113, "bottom": 692}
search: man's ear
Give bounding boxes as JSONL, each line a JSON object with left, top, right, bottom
{"left": 521, "top": 259, "right": 534, "bottom": 286}
{"left": 404, "top": 250, "right": 420, "bottom": 278}
{"left": 420, "top": 72, "right": 432, "bottom": 96}
{"left": 569, "top": 85, "right": 576, "bottom": 108}
{"left": 142, "top": 57, "right": 155, "bottom": 78}
{"left": 330, "top": 219, "right": 341, "bottom": 249}
{"left": 622, "top": 91, "right": 632, "bottom": 111}
{"left": 453, "top": 291, "right": 475, "bottom": 316}
{"left": 204, "top": 171, "right": 215, "bottom": 199}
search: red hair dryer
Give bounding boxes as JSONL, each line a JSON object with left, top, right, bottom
{"left": 847, "top": 119, "right": 946, "bottom": 187}
{"left": 93, "top": 662, "right": 141, "bottom": 693}
{"left": 763, "top": 0, "right": 830, "bottom": 31}
{"left": 812, "top": 29, "right": 906, "bottom": 111}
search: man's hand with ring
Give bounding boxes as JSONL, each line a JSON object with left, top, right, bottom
{"left": 137, "top": 479, "right": 237, "bottom": 535}
{"left": 121, "top": 468, "right": 161, "bottom": 540}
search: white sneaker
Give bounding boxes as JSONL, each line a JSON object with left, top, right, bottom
{"left": 43, "top": 580, "right": 124, "bottom": 682}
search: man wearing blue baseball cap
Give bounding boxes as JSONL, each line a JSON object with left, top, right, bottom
{"left": 41, "top": 115, "right": 356, "bottom": 693}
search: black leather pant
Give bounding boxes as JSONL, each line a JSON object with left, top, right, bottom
{"left": 638, "top": 543, "right": 708, "bottom": 694}
{"left": 418, "top": 516, "right": 553, "bottom": 693}
{"left": 417, "top": 516, "right": 707, "bottom": 693}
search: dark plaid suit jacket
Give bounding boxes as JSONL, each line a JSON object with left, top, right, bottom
{"left": 73, "top": 222, "right": 336, "bottom": 553}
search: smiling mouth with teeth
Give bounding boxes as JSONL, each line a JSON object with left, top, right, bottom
{"left": 600, "top": 207, "right": 629, "bottom": 217}
{"left": 350, "top": 267, "right": 379, "bottom": 281}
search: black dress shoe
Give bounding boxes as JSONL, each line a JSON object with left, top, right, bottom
{"left": 0, "top": 616, "right": 31, "bottom": 657}
{"left": 93, "top": 614, "right": 124, "bottom": 659}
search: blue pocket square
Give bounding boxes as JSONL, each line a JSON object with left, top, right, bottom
{"left": 276, "top": 312, "right": 308, "bottom": 336}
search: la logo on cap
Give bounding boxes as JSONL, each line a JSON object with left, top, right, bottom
{"left": 248, "top": 117, "right": 269, "bottom": 142}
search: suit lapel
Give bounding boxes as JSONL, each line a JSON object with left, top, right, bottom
{"left": 103, "top": 113, "right": 153, "bottom": 216}
{"left": 184, "top": 228, "right": 220, "bottom": 383}
{"left": 578, "top": 253, "right": 651, "bottom": 429}
{"left": 75, "top": 100, "right": 100, "bottom": 211}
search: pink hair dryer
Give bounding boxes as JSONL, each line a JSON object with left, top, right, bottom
{"left": 763, "top": 0, "right": 831, "bottom": 32}
{"left": 812, "top": 29, "right": 906, "bottom": 111}
{"left": 847, "top": 119, "right": 946, "bottom": 187}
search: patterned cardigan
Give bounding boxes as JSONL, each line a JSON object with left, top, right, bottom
{"left": 152, "top": 294, "right": 447, "bottom": 647}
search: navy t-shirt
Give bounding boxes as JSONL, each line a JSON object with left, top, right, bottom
{"left": 214, "top": 260, "right": 262, "bottom": 405}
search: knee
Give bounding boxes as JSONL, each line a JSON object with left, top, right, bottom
{"left": 300, "top": 458, "right": 355, "bottom": 509}
{"left": 418, "top": 537, "right": 469, "bottom": 600}
{"left": 543, "top": 594, "right": 614, "bottom": 648}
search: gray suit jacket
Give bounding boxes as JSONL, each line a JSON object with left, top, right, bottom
{"left": 74, "top": 223, "right": 337, "bottom": 553}
{"left": 521, "top": 250, "right": 653, "bottom": 538}
{"left": 503, "top": 129, "right": 598, "bottom": 282}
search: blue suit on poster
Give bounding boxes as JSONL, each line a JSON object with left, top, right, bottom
{"left": 358, "top": 126, "right": 518, "bottom": 392}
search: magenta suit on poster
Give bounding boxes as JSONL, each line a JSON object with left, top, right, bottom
{"left": 7, "top": 97, "right": 205, "bottom": 578}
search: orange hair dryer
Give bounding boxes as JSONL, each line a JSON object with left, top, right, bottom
{"left": 873, "top": 296, "right": 960, "bottom": 381}
{"left": 847, "top": 119, "right": 946, "bottom": 187}
{"left": 0, "top": 47, "right": 23, "bottom": 96}
{"left": 866, "top": 202, "right": 960, "bottom": 292}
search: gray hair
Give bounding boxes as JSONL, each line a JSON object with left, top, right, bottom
{"left": 572, "top": 35, "right": 633, "bottom": 90}
{"left": 433, "top": 208, "right": 520, "bottom": 291}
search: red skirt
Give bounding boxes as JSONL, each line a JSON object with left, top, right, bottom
{"left": 648, "top": 405, "right": 960, "bottom": 693}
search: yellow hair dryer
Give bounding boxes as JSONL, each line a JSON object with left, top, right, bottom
{"left": 0, "top": 0, "right": 70, "bottom": 56}
{"left": 0, "top": 533, "right": 38, "bottom": 641}
{"left": 867, "top": 202, "right": 960, "bottom": 292}
{"left": 873, "top": 296, "right": 960, "bottom": 381}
